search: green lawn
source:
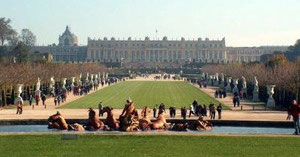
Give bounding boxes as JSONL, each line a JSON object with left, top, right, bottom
{"left": 61, "top": 81, "right": 225, "bottom": 109}
{"left": 0, "top": 135, "right": 299, "bottom": 157}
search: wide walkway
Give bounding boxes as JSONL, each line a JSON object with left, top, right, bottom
{"left": 194, "top": 84, "right": 266, "bottom": 111}
{"left": 0, "top": 76, "right": 289, "bottom": 122}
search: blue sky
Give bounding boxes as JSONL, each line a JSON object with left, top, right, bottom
{"left": 1, "top": 0, "right": 299, "bottom": 46}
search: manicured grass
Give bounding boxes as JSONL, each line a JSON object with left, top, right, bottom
{"left": 0, "top": 135, "right": 299, "bottom": 157}
{"left": 61, "top": 81, "right": 225, "bottom": 109}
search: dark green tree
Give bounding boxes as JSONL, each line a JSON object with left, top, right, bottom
{"left": 12, "top": 42, "right": 30, "bottom": 63}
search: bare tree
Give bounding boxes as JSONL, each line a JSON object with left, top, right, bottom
{"left": 0, "top": 17, "right": 15, "bottom": 46}
{"left": 21, "top": 29, "right": 36, "bottom": 47}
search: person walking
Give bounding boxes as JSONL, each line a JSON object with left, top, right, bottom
{"left": 57, "top": 95, "right": 61, "bottom": 105}
{"left": 29, "top": 94, "right": 33, "bottom": 106}
{"left": 209, "top": 103, "right": 216, "bottom": 120}
{"left": 192, "top": 100, "right": 198, "bottom": 109}
{"left": 189, "top": 104, "right": 195, "bottom": 117}
{"left": 15, "top": 98, "right": 23, "bottom": 115}
{"left": 54, "top": 96, "right": 58, "bottom": 106}
{"left": 98, "top": 102, "right": 103, "bottom": 117}
{"left": 217, "top": 104, "right": 223, "bottom": 119}
{"left": 288, "top": 100, "right": 300, "bottom": 135}
{"left": 214, "top": 90, "right": 218, "bottom": 98}
{"left": 41, "top": 93, "right": 46, "bottom": 106}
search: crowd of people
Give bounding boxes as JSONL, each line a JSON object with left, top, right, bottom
{"left": 14, "top": 77, "right": 119, "bottom": 115}
{"left": 214, "top": 90, "right": 227, "bottom": 99}
{"left": 98, "top": 100, "right": 223, "bottom": 120}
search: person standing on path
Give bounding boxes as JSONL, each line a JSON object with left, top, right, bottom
{"left": 172, "top": 106, "right": 176, "bottom": 117}
{"left": 29, "top": 94, "right": 33, "bottom": 106}
{"left": 15, "top": 97, "right": 23, "bottom": 115}
{"left": 54, "top": 96, "right": 58, "bottom": 106}
{"left": 153, "top": 105, "right": 157, "bottom": 118}
{"left": 98, "top": 102, "right": 103, "bottom": 117}
{"left": 217, "top": 104, "right": 222, "bottom": 119}
{"left": 209, "top": 103, "right": 216, "bottom": 120}
{"left": 288, "top": 100, "right": 300, "bottom": 135}
{"left": 181, "top": 107, "right": 187, "bottom": 120}
{"left": 169, "top": 107, "right": 173, "bottom": 118}
{"left": 41, "top": 93, "right": 46, "bottom": 106}
{"left": 203, "top": 104, "right": 207, "bottom": 116}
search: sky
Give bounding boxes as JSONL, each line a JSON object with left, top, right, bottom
{"left": 0, "top": 0, "right": 299, "bottom": 47}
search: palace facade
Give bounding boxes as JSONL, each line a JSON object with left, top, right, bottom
{"left": 87, "top": 37, "right": 227, "bottom": 63}
{"left": 226, "top": 46, "right": 288, "bottom": 63}
{"left": 31, "top": 26, "right": 289, "bottom": 64}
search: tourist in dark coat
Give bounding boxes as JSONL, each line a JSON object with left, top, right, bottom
{"left": 203, "top": 104, "right": 207, "bottom": 116}
{"left": 181, "top": 107, "right": 187, "bottom": 120}
{"left": 41, "top": 93, "right": 46, "bottom": 106}
{"left": 209, "top": 103, "right": 216, "bottom": 120}
{"left": 153, "top": 105, "right": 157, "bottom": 118}
{"left": 217, "top": 104, "right": 222, "bottom": 119}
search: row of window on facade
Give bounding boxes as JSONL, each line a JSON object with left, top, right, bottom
{"left": 89, "top": 42, "right": 224, "bottom": 48}
{"left": 227, "top": 56, "right": 260, "bottom": 62}
{"left": 90, "top": 50, "right": 224, "bottom": 56}
{"left": 50, "top": 48, "right": 86, "bottom": 53}
{"left": 89, "top": 50, "right": 224, "bottom": 61}
{"left": 53, "top": 55, "right": 86, "bottom": 62}
{"left": 228, "top": 50, "right": 261, "bottom": 55}
{"left": 87, "top": 58, "right": 226, "bottom": 64}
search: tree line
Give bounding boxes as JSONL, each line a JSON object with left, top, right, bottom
{"left": 202, "top": 54, "right": 300, "bottom": 108}
{"left": 0, "top": 62, "right": 106, "bottom": 106}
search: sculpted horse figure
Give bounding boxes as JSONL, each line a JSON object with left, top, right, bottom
{"left": 170, "top": 123, "right": 188, "bottom": 131}
{"left": 48, "top": 111, "right": 69, "bottom": 130}
{"left": 69, "top": 123, "right": 85, "bottom": 131}
{"left": 119, "top": 99, "right": 139, "bottom": 131}
{"left": 101, "top": 106, "right": 119, "bottom": 130}
{"left": 85, "top": 108, "right": 105, "bottom": 130}
{"left": 139, "top": 106, "right": 151, "bottom": 131}
{"left": 150, "top": 108, "right": 170, "bottom": 130}
{"left": 120, "top": 99, "right": 136, "bottom": 117}
{"left": 188, "top": 116, "right": 213, "bottom": 131}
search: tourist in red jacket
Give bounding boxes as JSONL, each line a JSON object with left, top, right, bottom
{"left": 288, "top": 100, "right": 300, "bottom": 135}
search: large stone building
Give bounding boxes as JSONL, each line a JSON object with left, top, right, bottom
{"left": 31, "top": 26, "right": 86, "bottom": 62}
{"left": 31, "top": 26, "right": 289, "bottom": 64}
{"left": 226, "top": 46, "right": 288, "bottom": 63}
{"left": 59, "top": 26, "right": 78, "bottom": 46}
{"left": 87, "top": 37, "right": 227, "bottom": 63}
